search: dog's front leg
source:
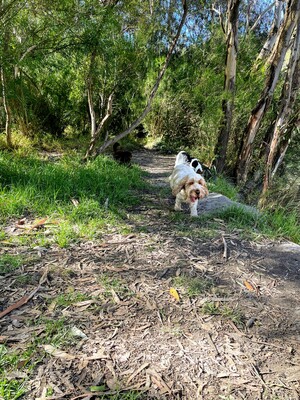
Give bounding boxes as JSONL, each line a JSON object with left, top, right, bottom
{"left": 189, "top": 200, "right": 198, "bottom": 217}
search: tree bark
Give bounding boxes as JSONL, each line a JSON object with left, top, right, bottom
{"left": 1, "top": 65, "right": 13, "bottom": 148}
{"left": 271, "top": 114, "right": 300, "bottom": 178}
{"left": 255, "top": 0, "right": 283, "bottom": 62}
{"left": 236, "top": 0, "right": 300, "bottom": 184}
{"left": 262, "top": 22, "right": 300, "bottom": 195}
{"left": 214, "top": 0, "right": 240, "bottom": 173}
{"left": 94, "top": 0, "right": 188, "bottom": 156}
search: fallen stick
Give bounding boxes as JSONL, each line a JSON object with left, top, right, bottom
{"left": 0, "top": 286, "right": 41, "bottom": 319}
{"left": 222, "top": 235, "right": 228, "bottom": 260}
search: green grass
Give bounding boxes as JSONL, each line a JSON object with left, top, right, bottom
{"left": 207, "top": 205, "right": 300, "bottom": 244}
{"left": 208, "top": 176, "right": 238, "bottom": 201}
{"left": 97, "top": 391, "right": 145, "bottom": 399}
{"left": 0, "top": 345, "right": 33, "bottom": 400}
{"left": 173, "top": 275, "right": 213, "bottom": 297}
{"left": 207, "top": 175, "right": 300, "bottom": 243}
{"left": 0, "top": 254, "right": 24, "bottom": 275}
{"left": 0, "top": 151, "right": 146, "bottom": 247}
{"left": 55, "top": 291, "right": 91, "bottom": 307}
{"left": 202, "top": 302, "right": 244, "bottom": 327}
{"left": 97, "top": 273, "right": 135, "bottom": 299}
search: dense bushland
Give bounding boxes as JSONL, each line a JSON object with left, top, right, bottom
{"left": 0, "top": 0, "right": 299, "bottom": 220}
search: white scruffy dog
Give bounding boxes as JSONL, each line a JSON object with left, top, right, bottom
{"left": 169, "top": 152, "right": 209, "bottom": 217}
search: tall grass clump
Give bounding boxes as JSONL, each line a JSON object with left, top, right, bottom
{"left": 0, "top": 151, "right": 146, "bottom": 245}
{"left": 208, "top": 176, "right": 238, "bottom": 201}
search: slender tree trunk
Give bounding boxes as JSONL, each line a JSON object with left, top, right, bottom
{"left": 83, "top": 49, "right": 114, "bottom": 160}
{"left": 87, "top": 52, "right": 97, "bottom": 140}
{"left": 94, "top": 0, "right": 188, "bottom": 156}
{"left": 271, "top": 115, "right": 300, "bottom": 178}
{"left": 1, "top": 26, "right": 13, "bottom": 148}
{"left": 262, "top": 21, "right": 300, "bottom": 195}
{"left": 255, "top": 0, "right": 283, "bottom": 63}
{"left": 84, "top": 92, "right": 113, "bottom": 160}
{"left": 236, "top": 0, "right": 300, "bottom": 184}
{"left": 214, "top": 0, "right": 240, "bottom": 173}
{"left": 1, "top": 65, "right": 13, "bottom": 148}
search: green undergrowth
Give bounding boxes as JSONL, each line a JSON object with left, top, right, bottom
{"left": 208, "top": 176, "right": 238, "bottom": 201}
{"left": 0, "top": 150, "right": 146, "bottom": 247}
{"left": 171, "top": 175, "right": 300, "bottom": 244}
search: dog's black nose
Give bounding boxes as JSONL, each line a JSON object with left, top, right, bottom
{"left": 195, "top": 189, "right": 200, "bottom": 195}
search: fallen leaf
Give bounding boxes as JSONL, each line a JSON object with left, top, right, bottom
{"left": 43, "top": 344, "right": 76, "bottom": 360}
{"left": 28, "top": 218, "right": 48, "bottom": 231}
{"left": 243, "top": 280, "right": 255, "bottom": 292}
{"left": 90, "top": 385, "right": 106, "bottom": 392}
{"left": 169, "top": 287, "right": 180, "bottom": 302}
{"left": 70, "top": 326, "right": 88, "bottom": 339}
{"left": 0, "top": 336, "right": 8, "bottom": 343}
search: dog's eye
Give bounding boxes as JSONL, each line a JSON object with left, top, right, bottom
{"left": 187, "top": 181, "right": 194, "bottom": 186}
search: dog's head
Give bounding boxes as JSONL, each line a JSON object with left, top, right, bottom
{"left": 184, "top": 177, "right": 208, "bottom": 203}
{"left": 172, "top": 175, "right": 208, "bottom": 201}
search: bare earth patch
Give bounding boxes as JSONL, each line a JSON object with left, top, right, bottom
{"left": 1, "top": 149, "right": 300, "bottom": 399}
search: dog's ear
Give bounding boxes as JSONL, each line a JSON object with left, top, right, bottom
{"left": 198, "top": 178, "right": 209, "bottom": 196}
{"left": 198, "top": 177, "right": 207, "bottom": 187}
{"left": 172, "top": 177, "right": 188, "bottom": 196}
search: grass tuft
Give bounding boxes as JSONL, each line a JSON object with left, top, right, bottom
{"left": 173, "top": 275, "right": 213, "bottom": 297}
{"left": 0, "top": 254, "right": 24, "bottom": 275}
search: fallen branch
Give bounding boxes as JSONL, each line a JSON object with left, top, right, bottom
{"left": 0, "top": 286, "right": 41, "bottom": 319}
{"left": 0, "top": 267, "right": 48, "bottom": 319}
{"left": 222, "top": 235, "right": 228, "bottom": 260}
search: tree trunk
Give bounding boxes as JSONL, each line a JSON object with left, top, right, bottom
{"left": 255, "top": 0, "right": 283, "bottom": 63}
{"left": 214, "top": 0, "right": 240, "bottom": 173}
{"left": 1, "top": 66, "right": 13, "bottom": 148}
{"left": 236, "top": 0, "right": 300, "bottom": 184}
{"left": 271, "top": 114, "right": 300, "bottom": 178}
{"left": 83, "top": 49, "right": 114, "bottom": 160}
{"left": 84, "top": 92, "right": 113, "bottom": 160}
{"left": 262, "top": 21, "right": 300, "bottom": 196}
{"left": 94, "top": 0, "right": 188, "bottom": 156}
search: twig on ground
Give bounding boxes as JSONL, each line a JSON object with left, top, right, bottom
{"left": 0, "top": 286, "right": 41, "bottom": 319}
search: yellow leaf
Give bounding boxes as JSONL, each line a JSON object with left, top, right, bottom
{"left": 243, "top": 280, "right": 255, "bottom": 291}
{"left": 169, "top": 287, "right": 180, "bottom": 302}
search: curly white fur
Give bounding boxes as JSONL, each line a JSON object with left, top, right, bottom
{"left": 169, "top": 163, "right": 208, "bottom": 217}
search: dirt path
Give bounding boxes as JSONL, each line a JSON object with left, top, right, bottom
{"left": 1, "top": 149, "right": 300, "bottom": 400}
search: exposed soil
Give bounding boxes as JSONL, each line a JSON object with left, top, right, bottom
{"left": 1, "top": 149, "right": 300, "bottom": 400}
